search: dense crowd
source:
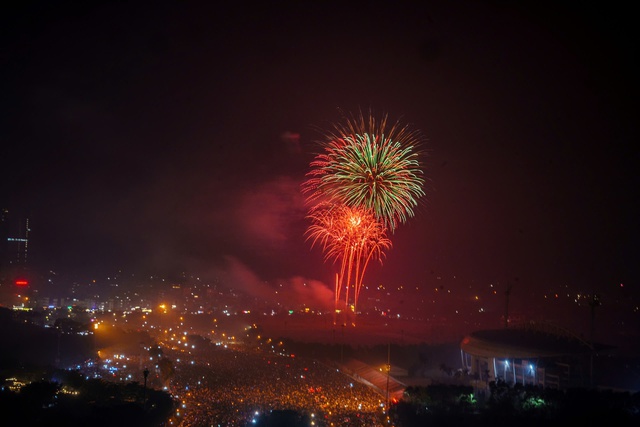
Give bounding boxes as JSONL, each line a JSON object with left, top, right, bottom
{"left": 165, "top": 343, "right": 388, "bottom": 426}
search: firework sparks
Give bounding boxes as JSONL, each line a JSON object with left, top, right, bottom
{"left": 306, "top": 203, "right": 391, "bottom": 320}
{"left": 303, "top": 111, "right": 425, "bottom": 232}
{"left": 303, "top": 110, "right": 426, "bottom": 323}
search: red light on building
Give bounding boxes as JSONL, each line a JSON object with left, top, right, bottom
{"left": 15, "top": 280, "right": 28, "bottom": 286}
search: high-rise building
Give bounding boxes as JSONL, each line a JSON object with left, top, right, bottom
{"left": 0, "top": 208, "right": 30, "bottom": 279}
{"left": 0, "top": 208, "right": 10, "bottom": 276}
{"left": 1, "top": 208, "right": 32, "bottom": 305}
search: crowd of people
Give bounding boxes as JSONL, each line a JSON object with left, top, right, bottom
{"left": 165, "top": 342, "right": 389, "bottom": 426}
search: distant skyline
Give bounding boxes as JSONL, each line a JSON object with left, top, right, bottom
{"left": 2, "top": 1, "right": 637, "bottom": 306}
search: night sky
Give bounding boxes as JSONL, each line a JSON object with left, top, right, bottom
{"left": 2, "top": 1, "right": 637, "bottom": 302}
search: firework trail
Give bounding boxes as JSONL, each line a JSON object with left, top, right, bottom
{"left": 306, "top": 203, "right": 391, "bottom": 322}
{"left": 303, "top": 110, "right": 425, "bottom": 323}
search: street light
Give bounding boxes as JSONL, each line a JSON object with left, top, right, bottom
{"left": 143, "top": 367, "right": 150, "bottom": 409}
{"left": 386, "top": 343, "right": 390, "bottom": 411}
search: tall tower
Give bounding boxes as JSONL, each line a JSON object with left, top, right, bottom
{"left": 0, "top": 209, "right": 34, "bottom": 307}
{"left": 0, "top": 208, "right": 30, "bottom": 278}
{"left": 0, "top": 208, "right": 9, "bottom": 277}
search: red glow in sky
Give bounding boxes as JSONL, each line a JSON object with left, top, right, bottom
{"left": 1, "top": 1, "right": 637, "bottom": 307}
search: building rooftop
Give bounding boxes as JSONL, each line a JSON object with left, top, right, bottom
{"left": 461, "top": 322, "right": 614, "bottom": 359}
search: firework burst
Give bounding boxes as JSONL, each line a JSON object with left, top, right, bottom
{"left": 305, "top": 203, "right": 391, "bottom": 319}
{"left": 303, "top": 110, "right": 425, "bottom": 232}
{"left": 303, "top": 110, "right": 426, "bottom": 323}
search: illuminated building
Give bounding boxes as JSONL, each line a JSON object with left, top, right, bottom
{"left": 0, "top": 208, "right": 30, "bottom": 273}
{"left": 0, "top": 208, "right": 8, "bottom": 273}
{"left": 460, "top": 321, "right": 613, "bottom": 389}
{"left": 0, "top": 208, "right": 33, "bottom": 308}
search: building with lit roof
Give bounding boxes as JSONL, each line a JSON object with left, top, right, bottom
{"left": 460, "top": 321, "right": 613, "bottom": 390}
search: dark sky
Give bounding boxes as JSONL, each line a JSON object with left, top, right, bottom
{"left": 2, "top": 1, "right": 637, "bottom": 301}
